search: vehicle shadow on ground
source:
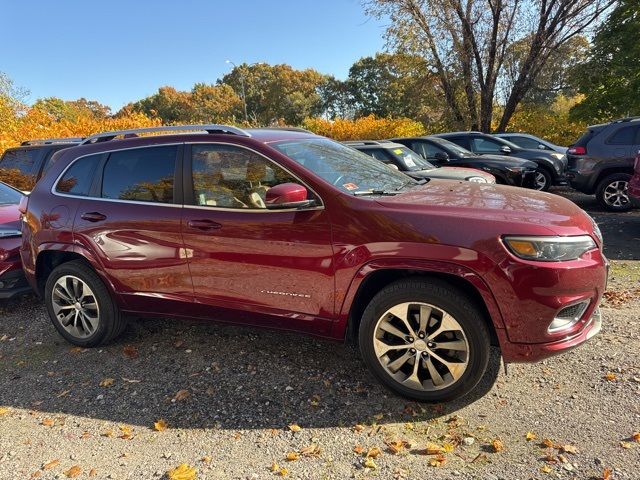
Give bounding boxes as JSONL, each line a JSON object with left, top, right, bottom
{"left": 550, "top": 187, "right": 640, "bottom": 260}
{"left": 0, "top": 296, "right": 501, "bottom": 431}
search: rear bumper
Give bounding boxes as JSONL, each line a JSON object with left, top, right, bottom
{"left": 499, "top": 307, "right": 602, "bottom": 362}
{"left": 566, "top": 171, "right": 595, "bottom": 194}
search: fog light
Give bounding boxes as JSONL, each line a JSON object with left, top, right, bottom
{"left": 548, "top": 300, "right": 589, "bottom": 333}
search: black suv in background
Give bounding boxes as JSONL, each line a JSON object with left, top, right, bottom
{"left": 567, "top": 117, "right": 639, "bottom": 211}
{"left": 434, "top": 132, "right": 567, "bottom": 191}
{"left": 390, "top": 135, "right": 538, "bottom": 188}
{"left": 0, "top": 138, "right": 82, "bottom": 192}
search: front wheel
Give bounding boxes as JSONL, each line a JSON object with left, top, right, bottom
{"left": 358, "top": 279, "right": 492, "bottom": 402}
{"left": 533, "top": 168, "right": 552, "bottom": 191}
{"left": 596, "top": 173, "right": 632, "bottom": 211}
{"left": 44, "top": 260, "right": 127, "bottom": 347}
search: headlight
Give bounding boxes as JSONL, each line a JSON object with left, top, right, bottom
{"left": 0, "top": 229, "right": 22, "bottom": 238}
{"left": 588, "top": 215, "right": 603, "bottom": 245}
{"left": 466, "top": 176, "right": 488, "bottom": 183}
{"left": 503, "top": 235, "right": 596, "bottom": 261}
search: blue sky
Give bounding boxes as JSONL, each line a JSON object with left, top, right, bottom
{"left": 0, "top": 0, "right": 387, "bottom": 111}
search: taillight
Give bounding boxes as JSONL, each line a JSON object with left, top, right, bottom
{"left": 18, "top": 195, "right": 29, "bottom": 214}
{"left": 568, "top": 146, "right": 586, "bottom": 155}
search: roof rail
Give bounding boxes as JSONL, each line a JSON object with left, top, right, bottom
{"left": 342, "top": 140, "right": 394, "bottom": 146}
{"left": 257, "top": 127, "right": 314, "bottom": 134}
{"left": 612, "top": 116, "right": 640, "bottom": 123}
{"left": 21, "top": 137, "right": 84, "bottom": 146}
{"left": 79, "top": 124, "right": 251, "bottom": 145}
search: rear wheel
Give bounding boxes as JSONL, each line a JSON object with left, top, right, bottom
{"left": 596, "top": 173, "right": 632, "bottom": 211}
{"left": 358, "top": 279, "right": 492, "bottom": 402}
{"left": 45, "top": 260, "right": 127, "bottom": 347}
{"left": 533, "top": 168, "right": 552, "bottom": 191}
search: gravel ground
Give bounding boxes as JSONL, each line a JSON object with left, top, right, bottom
{"left": 1, "top": 190, "right": 639, "bottom": 480}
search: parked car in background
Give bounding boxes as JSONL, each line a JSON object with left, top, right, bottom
{"left": 628, "top": 150, "right": 640, "bottom": 208}
{"left": 21, "top": 125, "right": 606, "bottom": 402}
{"left": 495, "top": 133, "right": 567, "bottom": 154}
{"left": 390, "top": 136, "right": 537, "bottom": 188}
{"left": 566, "top": 117, "right": 639, "bottom": 211}
{"left": 0, "top": 181, "right": 29, "bottom": 299}
{"left": 343, "top": 140, "right": 496, "bottom": 184}
{"left": 0, "top": 138, "right": 83, "bottom": 192}
{"left": 435, "top": 132, "right": 567, "bottom": 191}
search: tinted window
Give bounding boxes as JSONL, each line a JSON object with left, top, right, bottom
{"left": 607, "top": 126, "right": 639, "bottom": 145}
{"left": 0, "top": 182, "right": 23, "bottom": 205}
{"left": 472, "top": 137, "right": 504, "bottom": 153}
{"left": 446, "top": 136, "right": 471, "bottom": 150}
{"left": 272, "top": 138, "right": 415, "bottom": 194}
{"left": 56, "top": 154, "right": 100, "bottom": 196}
{"left": 192, "top": 144, "right": 299, "bottom": 209}
{"left": 102, "top": 146, "right": 176, "bottom": 203}
{"left": 365, "top": 149, "right": 395, "bottom": 163}
{"left": 509, "top": 136, "right": 542, "bottom": 149}
{"left": 412, "top": 141, "right": 445, "bottom": 159}
{"left": 0, "top": 148, "right": 41, "bottom": 191}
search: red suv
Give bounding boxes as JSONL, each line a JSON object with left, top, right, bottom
{"left": 629, "top": 150, "right": 640, "bottom": 207}
{"left": 20, "top": 125, "right": 607, "bottom": 402}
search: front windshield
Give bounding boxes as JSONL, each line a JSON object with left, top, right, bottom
{"left": 392, "top": 147, "right": 436, "bottom": 171}
{"left": 430, "top": 137, "right": 474, "bottom": 157}
{"left": 0, "top": 182, "right": 23, "bottom": 205}
{"left": 271, "top": 138, "right": 416, "bottom": 193}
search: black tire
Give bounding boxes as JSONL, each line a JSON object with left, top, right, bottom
{"left": 358, "top": 278, "right": 492, "bottom": 402}
{"left": 44, "top": 260, "right": 127, "bottom": 347}
{"left": 533, "top": 168, "right": 552, "bottom": 191}
{"left": 596, "top": 173, "right": 633, "bottom": 211}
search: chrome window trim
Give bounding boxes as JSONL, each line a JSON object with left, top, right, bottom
{"left": 50, "top": 142, "right": 325, "bottom": 213}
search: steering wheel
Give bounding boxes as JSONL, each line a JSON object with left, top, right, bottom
{"left": 332, "top": 175, "right": 346, "bottom": 186}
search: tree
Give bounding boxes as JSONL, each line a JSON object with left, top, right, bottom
{"left": 365, "top": 0, "right": 614, "bottom": 132}
{"left": 570, "top": 0, "right": 640, "bottom": 122}
{"left": 0, "top": 71, "right": 28, "bottom": 126}
{"left": 220, "top": 63, "right": 327, "bottom": 125}
{"left": 33, "top": 97, "right": 112, "bottom": 121}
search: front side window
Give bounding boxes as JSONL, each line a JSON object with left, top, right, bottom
{"left": 191, "top": 144, "right": 300, "bottom": 209}
{"left": 472, "top": 137, "right": 504, "bottom": 153}
{"left": 0, "top": 149, "right": 41, "bottom": 191}
{"left": 510, "top": 136, "right": 542, "bottom": 149}
{"left": 56, "top": 154, "right": 101, "bottom": 196}
{"left": 271, "top": 138, "right": 415, "bottom": 194}
{"left": 102, "top": 146, "right": 177, "bottom": 203}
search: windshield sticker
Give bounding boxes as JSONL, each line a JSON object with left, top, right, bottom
{"left": 393, "top": 148, "right": 403, "bottom": 154}
{"left": 343, "top": 182, "right": 358, "bottom": 190}
{"left": 404, "top": 155, "right": 416, "bottom": 168}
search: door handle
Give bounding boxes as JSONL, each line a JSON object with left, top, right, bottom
{"left": 187, "top": 219, "right": 222, "bottom": 231}
{"left": 81, "top": 212, "right": 107, "bottom": 222}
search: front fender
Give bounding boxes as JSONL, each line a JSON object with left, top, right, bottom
{"left": 332, "top": 258, "right": 505, "bottom": 340}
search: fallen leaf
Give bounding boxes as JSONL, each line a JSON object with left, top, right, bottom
{"left": 561, "top": 444, "right": 578, "bottom": 454}
{"left": 353, "top": 424, "right": 365, "bottom": 433}
{"left": 42, "top": 460, "right": 60, "bottom": 470}
{"left": 525, "top": 431, "right": 537, "bottom": 441}
{"left": 167, "top": 463, "right": 197, "bottom": 480}
{"left": 353, "top": 445, "right": 365, "bottom": 455}
{"left": 366, "top": 446, "right": 382, "bottom": 458}
{"left": 69, "top": 347, "right": 85, "bottom": 353}
{"left": 604, "top": 372, "right": 617, "bottom": 381}
{"left": 173, "top": 389, "right": 190, "bottom": 402}
{"left": 442, "top": 442, "right": 455, "bottom": 453}
{"left": 425, "top": 442, "right": 444, "bottom": 455}
{"left": 102, "top": 429, "right": 114, "bottom": 438}
{"left": 89, "top": 469, "right": 97, "bottom": 477}
{"left": 285, "top": 452, "right": 299, "bottom": 462}
{"left": 363, "top": 457, "right": 377, "bottom": 469}
{"left": 100, "top": 378, "right": 115, "bottom": 387}
{"left": 386, "top": 439, "right": 408, "bottom": 455}
{"left": 201, "top": 455, "right": 211, "bottom": 464}
{"left": 299, "top": 444, "right": 321, "bottom": 457}
{"left": 119, "top": 424, "right": 134, "bottom": 440}
{"left": 542, "top": 438, "right": 558, "bottom": 449}
{"left": 491, "top": 439, "right": 504, "bottom": 452}
{"left": 270, "top": 462, "right": 280, "bottom": 473}
{"left": 428, "top": 454, "right": 447, "bottom": 467}
{"left": 123, "top": 345, "right": 139, "bottom": 359}
{"left": 276, "top": 467, "right": 288, "bottom": 476}
{"left": 154, "top": 419, "right": 168, "bottom": 432}
{"left": 373, "top": 413, "right": 384, "bottom": 421}
{"left": 620, "top": 441, "right": 633, "bottom": 449}
{"left": 633, "top": 432, "right": 640, "bottom": 443}
{"left": 288, "top": 423, "right": 302, "bottom": 433}
{"left": 0, "top": 407, "right": 10, "bottom": 416}
{"left": 64, "top": 466, "right": 82, "bottom": 478}
{"left": 30, "top": 471, "right": 42, "bottom": 478}
{"left": 602, "top": 467, "right": 612, "bottom": 480}
{"left": 41, "top": 418, "right": 55, "bottom": 427}
{"left": 540, "top": 465, "right": 553, "bottom": 474}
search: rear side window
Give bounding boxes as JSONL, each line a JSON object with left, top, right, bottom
{"left": 606, "top": 126, "right": 640, "bottom": 145}
{"left": 56, "top": 154, "right": 101, "bottom": 196}
{"left": 447, "top": 136, "right": 471, "bottom": 150}
{"left": 102, "top": 146, "right": 177, "bottom": 203}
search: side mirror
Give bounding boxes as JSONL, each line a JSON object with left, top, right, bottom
{"left": 265, "top": 183, "right": 313, "bottom": 209}
{"left": 434, "top": 152, "right": 449, "bottom": 162}
{"left": 500, "top": 145, "right": 511, "bottom": 154}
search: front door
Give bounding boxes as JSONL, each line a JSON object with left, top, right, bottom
{"left": 180, "top": 143, "right": 335, "bottom": 333}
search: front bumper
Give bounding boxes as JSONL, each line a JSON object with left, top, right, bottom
{"left": 628, "top": 176, "right": 640, "bottom": 207}
{"left": 499, "top": 307, "right": 602, "bottom": 362}
{"left": 0, "top": 267, "right": 31, "bottom": 299}
{"left": 521, "top": 169, "right": 537, "bottom": 188}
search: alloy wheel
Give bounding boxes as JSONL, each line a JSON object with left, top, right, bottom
{"left": 533, "top": 171, "right": 548, "bottom": 190}
{"left": 51, "top": 275, "right": 100, "bottom": 338}
{"left": 373, "top": 302, "right": 469, "bottom": 391}
{"left": 603, "top": 180, "right": 629, "bottom": 208}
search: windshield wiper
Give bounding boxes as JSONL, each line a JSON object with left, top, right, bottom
{"left": 353, "top": 189, "right": 399, "bottom": 196}
{"left": 395, "top": 178, "right": 428, "bottom": 190}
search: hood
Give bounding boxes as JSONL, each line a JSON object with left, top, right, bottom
{"left": 375, "top": 180, "right": 593, "bottom": 235}
{"left": 0, "top": 204, "right": 21, "bottom": 230}
{"left": 462, "top": 153, "right": 537, "bottom": 168}
{"left": 409, "top": 166, "right": 494, "bottom": 182}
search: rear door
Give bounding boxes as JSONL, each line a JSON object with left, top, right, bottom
{"left": 68, "top": 144, "right": 193, "bottom": 311}
{"left": 180, "top": 143, "right": 335, "bottom": 334}
{"left": 605, "top": 125, "right": 639, "bottom": 161}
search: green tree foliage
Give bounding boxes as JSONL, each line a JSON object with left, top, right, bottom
{"left": 220, "top": 63, "right": 327, "bottom": 125}
{"left": 570, "top": 0, "right": 640, "bottom": 122}
{"left": 33, "top": 97, "right": 112, "bottom": 121}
